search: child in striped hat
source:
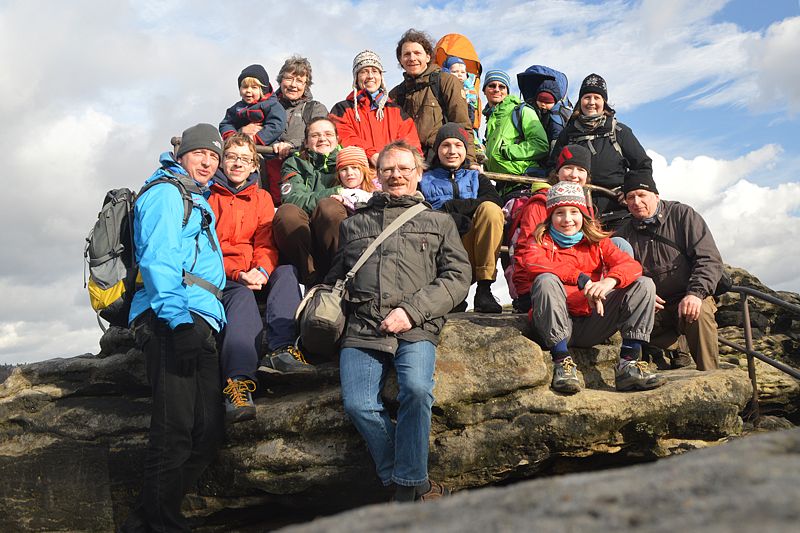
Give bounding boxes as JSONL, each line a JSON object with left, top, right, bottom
{"left": 334, "top": 145, "right": 380, "bottom": 211}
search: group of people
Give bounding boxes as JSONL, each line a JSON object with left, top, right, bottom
{"left": 120, "top": 27, "right": 726, "bottom": 531}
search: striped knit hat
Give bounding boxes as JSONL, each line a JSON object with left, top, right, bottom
{"left": 546, "top": 181, "right": 590, "bottom": 218}
{"left": 482, "top": 69, "right": 511, "bottom": 91}
{"left": 336, "top": 145, "right": 369, "bottom": 171}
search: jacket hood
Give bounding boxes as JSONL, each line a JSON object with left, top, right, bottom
{"left": 482, "top": 93, "right": 521, "bottom": 119}
{"left": 149, "top": 152, "right": 204, "bottom": 194}
{"left": 304, "top": 146, "right": 340, "bottom": 170}
{"left": 365, "top": 191, "right": 428, "bottom": 210}
{"left": 210, "top": 168, "right": 260, "bottom": 195}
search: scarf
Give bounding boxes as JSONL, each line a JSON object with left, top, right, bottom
{"left": 353, "top": 88, "right": 388, "bottom": 122}
{"left": 576, "top": 113, "right": 607, "bottom": 132}
{"left": 549, "top": 227, "right": 584, "bottom": 248}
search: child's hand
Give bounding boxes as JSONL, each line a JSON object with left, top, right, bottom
{"left": 240, "top": 123, "right": 263, "bottom": 140}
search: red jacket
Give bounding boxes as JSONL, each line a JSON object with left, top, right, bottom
{"left": 515, "top": 232, "right": 643, "bottom": 317}
{"left": 330, "top": 90, "right": 422, "bottom": 160}
{"left": 208, "top": 173, "right": 278, "bottom": 282}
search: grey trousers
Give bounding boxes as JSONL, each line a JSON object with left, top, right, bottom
{"left": 531, "top": 273, "right": 655, "bottom": 349}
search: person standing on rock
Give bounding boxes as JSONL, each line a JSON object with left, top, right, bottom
{"left": 516, "top": 182, "right": 666, "bottom": 394}
{"left": 615, "top": 175, "right": 723, "bottom": 370}
{"left": 325, "top": 140, "right": 471, "bottom": 502}
{"left": 122, "top": 123, "right": 226, "bottom": 532}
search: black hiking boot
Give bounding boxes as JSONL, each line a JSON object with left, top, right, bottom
{"left": 473, "top": 282, "right": 502, "bottom": 314}
{"left": 258, "top": 345, "right": 315, "bottom": 374}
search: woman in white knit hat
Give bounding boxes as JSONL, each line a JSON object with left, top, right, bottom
{"left": 330, "top": 49, "right": 423, "bottom": 168}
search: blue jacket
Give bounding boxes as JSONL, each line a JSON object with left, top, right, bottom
{"left": 420, "top": 167, "right": 480, "bottom": 210}
{"left": 219, "top": 94, "right": 287, "bottom": 146}
{"left": 129, "top": 152, "right": 226, "bottom": 331}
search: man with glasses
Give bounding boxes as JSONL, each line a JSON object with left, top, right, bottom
{"left": 326, "top": 140, "right": 471, "bottom": 502}
{"left": 482, "top": 69, "right": 549, "bottom": 196}
{"left": 122, "top": 124, "right": 227, "bottom": 532}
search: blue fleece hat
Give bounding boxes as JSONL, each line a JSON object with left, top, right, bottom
{"left": 482, "top": 69, "right": 511, "bottom": 91}
{"left": 442, "top": 56, "right": 466, "bottom": 73}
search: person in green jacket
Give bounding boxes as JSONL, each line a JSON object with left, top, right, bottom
{"left": 272, "top": 117, "right": 346, "bottom": 286}
{"left": 482, "top": 69, "right": 549, "bottom": 198}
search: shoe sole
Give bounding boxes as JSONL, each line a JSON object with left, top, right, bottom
{"left": 257, "top": 365, "right": 316, "bottom": 375}
{"left": 225, "top": 407, "right": 256, "bottom": 424}
{"left": 615, "top": 377, "right": 668, "bottom": 392}
{"left": 552, "top": 383, "right": 581, "bottom": 394}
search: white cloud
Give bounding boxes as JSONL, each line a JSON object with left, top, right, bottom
{"left": 652, "top": 146, "right": 800, "bottom": 292}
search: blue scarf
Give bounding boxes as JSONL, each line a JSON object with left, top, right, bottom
{"left": 549, "top": 227, "right": 584, "bottom": 248}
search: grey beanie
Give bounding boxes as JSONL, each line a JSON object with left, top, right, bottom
{"left": 176, "top": 123, "right": 223, "bottom": 160}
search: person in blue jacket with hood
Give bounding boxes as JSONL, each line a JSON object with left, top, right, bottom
{"left": 421, "top": 123, "right": 505, "bottom": 313}
{"left": 122, "top": 123, "right": 227, "bottom": 533}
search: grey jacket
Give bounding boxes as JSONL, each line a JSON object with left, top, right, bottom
{"left": 277, "top": 90, "right": 329, "bottom": 149}
{"left": 615, "top": 200, "right": 723, "bottom": 304}
{"left": 325, "top": 192, "right": 471, "bottom": 354}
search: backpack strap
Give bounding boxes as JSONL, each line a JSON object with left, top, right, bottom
{"left": 395, "top": 71, "right": 449, "bottom": 126}
{"left": 345, "top": 202, "right": 428, "bottom": 282}
{"left": 184, "top": 271, "right": 223, "bottom": 299}
{"left": 138, "top": 176, "right": 193, "bottom": 226}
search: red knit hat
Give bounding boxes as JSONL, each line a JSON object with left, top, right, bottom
{"left": 546, "top": 182, "right": 590, "bottom": 218}
{"left": 336, "top": 145, "right": 369, "bottom": 171}
{"left": 536, "top": 91, "right": 556, "bottom": 104}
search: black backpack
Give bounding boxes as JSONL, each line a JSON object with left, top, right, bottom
{"left": 84, "top": 177, "right": 194, "bottom": 330}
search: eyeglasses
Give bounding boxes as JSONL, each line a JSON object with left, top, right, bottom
{"left": 281, "top": 75, "right": 307, "bottom": 86}
{"left": 485, "top": 83, "right": 508, "bottom": 91}
{"left": 223, "top": 153, "right": 254, "bottom": 165}
{"left": 379, "top": 165, "right": 417, "bottom": 178}
{"left": 308, "top": 131, "right": 337, "bottom": 140}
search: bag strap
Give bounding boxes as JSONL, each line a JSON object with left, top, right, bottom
{"left": 345, "top": 202, "right": 428, "bottom": 282}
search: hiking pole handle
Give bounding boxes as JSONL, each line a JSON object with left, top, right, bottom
{"left": 170, "top": 136, "right": 275, "bottom": 155}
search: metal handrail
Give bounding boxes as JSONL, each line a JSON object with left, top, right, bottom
{"left": 722, "top": 284, "right": 800, "bottom": 421}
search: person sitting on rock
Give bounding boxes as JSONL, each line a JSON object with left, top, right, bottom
{"left": 332, "top": 145, "right": 381, "bottom": 212}
{"left": 421, "top": 123, "right": 504, "bottom": 313}
{"left": 326, "top": 139, "right": 471, "bottom": 503}
{"left": 272, "top": 117, "right": 346, "bottom": 287}
{"left": 615, "top": 175, "right": 723, "bottom": 370}
{"left": 330, "top": 49, "right": 422, "bottom": 168}
{"left": 208, "top": 134, "right": 312, "bottom": 425}
{"left": 515, "top": 181, "right": 666, "bottom": 394}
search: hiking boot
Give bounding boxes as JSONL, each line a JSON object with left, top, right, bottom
{"left": 512, "top": 294, "right": 531, "bottom": 314}
{"left": 415, "top": 479, "right": 451, "bottom": 502}
{"left": 473, "top": 284, "right": 502, "bottom": 314}
{"left": 669, "top": 350, "right": 694, "bottom": 369}
{"left": 615, "top": 360, "right": 667, "bottom": 392}
{"left": 451, "top": 300, "right": 468, "bottom": 313}
{"left": 551, "top": 356, "right": 581, "bottom": 394}
{"left": 222, "top": 378, "right": 256, "bottom": 424}
{"left": 258, "top": 345, "right": 315, "bottom": 374}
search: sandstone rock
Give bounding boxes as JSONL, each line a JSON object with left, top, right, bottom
{"left": 282, "top": 428, "right": 800, "bottom": 533}
{"left": 0, "top": 313, "right": 756, "bottom": 531}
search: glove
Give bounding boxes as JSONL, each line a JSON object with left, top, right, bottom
{"left": 170, "top": 323, "right": 202, "bottom": 376}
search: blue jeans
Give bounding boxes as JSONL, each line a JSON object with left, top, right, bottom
{"left": 340, "top": 340, "right": 436, "bottom": 487}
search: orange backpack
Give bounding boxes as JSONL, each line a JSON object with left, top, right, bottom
{"left": 434, "top": 33, "right": 483, "bottom": 130}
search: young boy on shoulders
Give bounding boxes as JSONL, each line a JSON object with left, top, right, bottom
{"left": 220, "top": 64, "right": 287, "bottom": 147}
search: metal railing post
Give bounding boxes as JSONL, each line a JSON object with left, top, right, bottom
{"left": 741, "top": 294, "right": 760, "bottom": 420}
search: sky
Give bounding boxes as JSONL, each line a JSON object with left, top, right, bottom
{"left": 1, "top": 0, "right": 798, "bottom": 365}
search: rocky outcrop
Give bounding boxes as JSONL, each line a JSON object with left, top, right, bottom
{"left": 283, "top": 427, "right": 800, "bottom": 533}
{"left": 0, "top": 314, "right": 755, "bottom": 531}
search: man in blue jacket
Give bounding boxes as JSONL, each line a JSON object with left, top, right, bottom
{"left": 122, "top": 123, "right": 227, "bottom": 532}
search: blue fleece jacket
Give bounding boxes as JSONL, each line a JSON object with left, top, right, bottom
{"left": 128, "top": 152, "right": 226, "bottom": 331}
{"left": 420, "top": 167, "right": 480, "bottom": 210}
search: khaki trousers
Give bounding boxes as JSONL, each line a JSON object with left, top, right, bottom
{"left": 461, "top": 201, "right": 504, "bottom": 282}
{"left": 649, "top": 296, "right": 719, "bottom": 370}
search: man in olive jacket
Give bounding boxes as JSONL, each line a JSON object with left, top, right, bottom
{"left": 389, "top": 28, "right": 475, "bottom": 165}
{"left": 615, "top": 175, "right": 723, "bottom": 370}
{"left": 325, "top": 140, "right": 470, "bottom": 502}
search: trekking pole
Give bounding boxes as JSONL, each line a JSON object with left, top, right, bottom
{"left": 170, "top": 136, "right": 275, "bottom": 155}
{"left": 483, "top": 171, "right": 619, "bottom": 198}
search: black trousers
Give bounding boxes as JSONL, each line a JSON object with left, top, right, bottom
{"left": 122, "top": 311, "right": 223, "bottom": 533}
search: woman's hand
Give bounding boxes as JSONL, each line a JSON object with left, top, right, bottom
{"left": 273, "top": 141, "right": 293, "bottom": 158}
{"left": 380, "top": 308, "right": 413, "bottom": 334}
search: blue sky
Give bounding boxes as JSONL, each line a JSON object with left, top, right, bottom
{"left": 0, "top": 0, "right": 798, "bottom": 364}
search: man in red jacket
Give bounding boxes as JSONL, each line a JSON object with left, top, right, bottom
{"left": 330, "top": 50, "right": 422, "bottom": 167}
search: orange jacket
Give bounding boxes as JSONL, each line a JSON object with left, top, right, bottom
{"left": 515, "top": 232, "right": 643, "bottom": 316}
{"left": 208, "top": 172, "right": 278, "bottom": 282}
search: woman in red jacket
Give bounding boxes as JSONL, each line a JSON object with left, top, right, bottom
{"left": 515, "top": 181, "right": 665, "bottom": 394}
{"left": 209, "top": 134, "right": 312, "bottom": 424}
{"left": 330, "top": 50, "right": 422, "bottom": 167}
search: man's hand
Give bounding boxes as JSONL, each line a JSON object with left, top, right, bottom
{"left": 380, "top": 307, "right": 413, "bottom": 334}
{"left": 273, "top": 141, "right": 293, "bottom": 158}
{"left": 170, "top": 323, "right": 202, "bottom": 376}
{"left": 655, "top": 294, "right": 665, "bottom": 313}
{"left": 678, "top": 294, "right": 703, "bottom": 323}
{"left": 239, "top": 268, "right": 268, "bottom": 290}
{"left": 370, "top": 152, "right": 380, "bottom": 168}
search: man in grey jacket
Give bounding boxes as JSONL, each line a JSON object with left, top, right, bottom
{"left": 326, "top": 140, "right": 471, "bottom": 502}
{"left": 615, "top": 175, "right": 723, "bottom": 370}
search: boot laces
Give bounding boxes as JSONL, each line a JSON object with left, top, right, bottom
{"left": 560, "top": 357, "right": 577, "bottom": 374}
{"left": 223, "top": 378, "right": 256, "bottom": 407}
{"left": 286, "top": 345, "right": 308, "bottom": 364}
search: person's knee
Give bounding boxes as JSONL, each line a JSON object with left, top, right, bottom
{"left": 474, "top": 201, "right": 505, "bottom": 227}
{"left": 533, "top": 273, "right": 561, "bottom": 294}
{"left": 611, "top": 236, "right": 634, "bottom": 258}
{"left": 274, "top": 204, "right": 308, "bottom": 233}
{"left": 313, "top": 197, "right": 347, "bottom": 224}
{"left": 631, "top": 276, "right": 656, "bottom": 298}
{"left": 400, "top": 378, "right": 434, "bottom": 407}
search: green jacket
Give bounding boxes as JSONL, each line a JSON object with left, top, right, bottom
{"left": 484, "top": 95, "right": 549, "bottom": 176}
{"left": 280, "top": 147, "right": 341, "bottom": 214}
